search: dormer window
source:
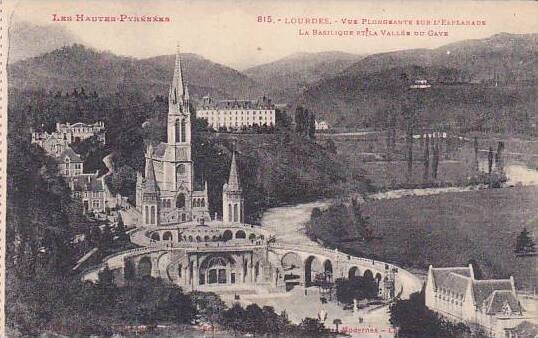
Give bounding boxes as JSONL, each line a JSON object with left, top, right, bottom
{"left": 502, "top": 302, "right": 512, "bottom": 315}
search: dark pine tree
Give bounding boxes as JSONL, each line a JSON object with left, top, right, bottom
{"left": 488, "top": 146, "right": 494, "bottom": 175}
{"left": 515, "top": 227, "right": 536, "bottom": 256}
{"left": 423, "top": 134, "right": 430, "bottom": 182}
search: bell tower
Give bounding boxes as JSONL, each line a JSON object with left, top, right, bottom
{"left": 167, "top": 44, "right": 194, "bottom": 213}
{"left": 168, "top": 44, "right": 192, "bottom": 149}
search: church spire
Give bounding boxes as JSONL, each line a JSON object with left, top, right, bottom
{"left": 227, "top": 150, "right": 241, "bottom": 190}
{"left": 144, "top": 145, "right": 158, "bottom": 193}
{"left": 169, "top": 43, "right": 187, "bottom": 110}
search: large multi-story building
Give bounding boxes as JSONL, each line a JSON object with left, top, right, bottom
{"left": 425, "top": 264, "right": 535, "bottom": 337}
{"left": 196, "top": 96, "right": 276, "bottom": 130}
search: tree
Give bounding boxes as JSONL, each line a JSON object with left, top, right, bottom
{"left": 116, "top": 214, "right": 128, "bottom": 242}
{"left": 191, "top": 291, "right": 226, "bottom": 330}
{"left": 298, "top": 318, "right": 331, "bottom": 336}
{"left": 389, "top": 290, "right": 471, "bottom": 338}
{"left": 473, "top": 137, "right": 479, "bottom": 173}
{"left": 99, "top": 225, "right": 114, "bottom": 250}
{"left": 245, "top": 303, "right": 267, "bottom": 334}
{"left": 488, "top": 146, "right": 494, "bottom": 175}
{"left": 333, "top": 318, "right": 342, "bottom": 332}
{"left": 335, "top": 276, "right": 378, "bottom": 305}
{"left": 423, "top": 134, "right": 430, "bottom": 182}
{"left": 432, "top": 135, "right": 440, "bottom": 179}
{"left": 222, "top": 303, "right": 246, "bottom": 334}
{"left": 308, "top": 111, "right": 316, "bottom": 139}
{"left": 495, "top": 141, "right": 505, "bottom": 174}
{"left": 515, "top": 227, "right": 536, "bottom": 256}
{"left": 311, "top": 207, "right": 322, "bottom": 219}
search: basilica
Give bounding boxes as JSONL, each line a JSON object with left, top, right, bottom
{"left": 135, "top": 48, "right": 243, "bottom": 226}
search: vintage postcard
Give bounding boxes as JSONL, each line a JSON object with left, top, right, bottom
{"left": 1, "top": 0, "right": 537, "bottom": 337}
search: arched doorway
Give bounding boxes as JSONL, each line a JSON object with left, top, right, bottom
{"left": 163, "top": 231, "right": 172, "bottom": 241}
{"left": 364, "top": 269, "right": 374, "bottom": 281}
{"left": 235, "top": 230, "right": 246, "bottom": 239}
{"left": 248, "top": 233, "right": 256, "bottom": 240}
{"left": 151, "top": 233, "right": 160, "bottom": 241}
{"left": 222, "top": 230, "right": 233, "bottom": 241}
{"left": 138, "top": 257, "right": 152, "bottom": 277}
{"left": 304, "top": 256, "right": 323, "bottom": 287}
{"left": 375, "top": 272, "right": 383, "bottom": 284}
{"left": 324, "top": 260, "right": 333, "bottom": 275}
{"left": 200, "top": 255, "right": 235, "bottom": 285}
{"left": 349, "top": 266, "right": 359, "bottom": 279}
{"left": 176, "top": 193, "right": 186, "bottom": 209}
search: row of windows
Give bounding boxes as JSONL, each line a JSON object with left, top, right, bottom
{"left": 207, "top": 116, "right": 273, "bottom": 122}
{"left": 198, "top": 110, "right": 274, "bottom": 116}
{"left": 160, "top": 195, "right": 204, "bottom": 208}
{"left": 208, "top": 122, "right": 274, "bottom": 128}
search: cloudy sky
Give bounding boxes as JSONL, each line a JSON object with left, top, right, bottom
{"left": 7, "top": 0, "right": 538, "bottom": 69}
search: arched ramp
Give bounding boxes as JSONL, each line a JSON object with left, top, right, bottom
{"left": 235, "top": 230, "right": 246, "bottom": 239}
{"left": 138, "top": 256, "right": 152, "bottom": 277}
{"left": 348, "top": 266, "right": 360, "bottom": 279}
{"left": 304, "top": 255, "right": 323, "bottom": 287}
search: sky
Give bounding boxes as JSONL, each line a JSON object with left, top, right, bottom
{"left": 7, "top": 0, "right": 538, "bottom": 69}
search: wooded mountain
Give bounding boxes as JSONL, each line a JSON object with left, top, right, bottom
{"left": 299, "top": 33, "right": 538, "bottom": 133}
{"left": 8, "top": 44, "right": 264, "bottom": 100}
{"left": 243, "top": 51, "right": 364, "bottom": 102}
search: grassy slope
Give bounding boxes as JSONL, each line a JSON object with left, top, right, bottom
{"left": 339, "top": 187, "right": 538, "bottom": 289}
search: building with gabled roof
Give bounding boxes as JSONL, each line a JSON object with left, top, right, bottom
{"left": 57, "top": 146, "right": 84, "bottom": 177}
{"left": 425, "top": 264, "right": 535, "bottom": 337}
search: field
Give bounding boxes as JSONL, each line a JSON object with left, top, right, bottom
{"left": 336, "top": 186, "right": 538, "bottom": 289}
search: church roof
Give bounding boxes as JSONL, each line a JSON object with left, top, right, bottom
{"left": 144, "top": 147, "right": 158, "bottom": 193}
{"left": 71, "top": 175, "right": 104, "bottom": 192}
{"left": 472, "top": 279, "right": 514, "bottom": 307}
{"left": 227, "top": 151, "right": 241, "bottom": 190}
{"left": 482, "top": 290, "right": 522, "bottom": 315}
{"left": 58, "top": 147, "right": 83, "bottom": 162}
{"left": 431, "top": 266, "right": 473, "bottom": 292}
{"left": 437, "top": 272, "right": 470, "bottom": 296}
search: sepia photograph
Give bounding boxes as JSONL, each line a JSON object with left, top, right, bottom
{"left": 2, "top": 0, "right": 538, "bottom": 337}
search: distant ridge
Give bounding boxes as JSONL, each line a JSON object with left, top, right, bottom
{"left": 243, "top": 51, "right": 365, "bottom": 103}
{"left": 8, "top": 44, "right": 264, "bottom": 100}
